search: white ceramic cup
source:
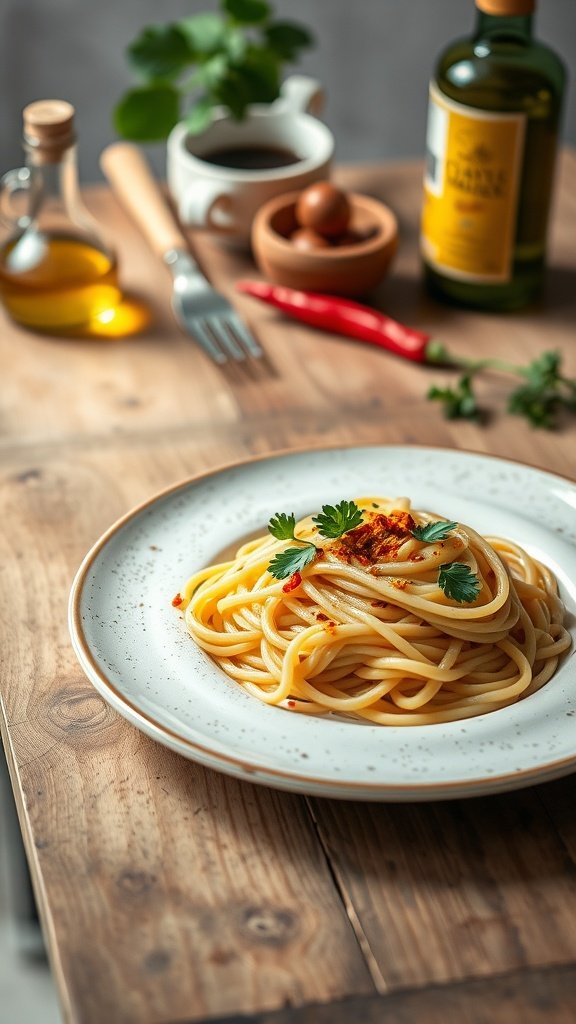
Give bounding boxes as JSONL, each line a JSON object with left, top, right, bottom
{"left": 166, "top": 76, "right": 334, "bottom": 246}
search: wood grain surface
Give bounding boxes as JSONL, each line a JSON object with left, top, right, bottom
{"left": 0, "top": 154, "right": 575, "bottom": 1024}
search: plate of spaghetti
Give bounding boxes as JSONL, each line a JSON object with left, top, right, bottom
{"left": 69, "top": 446, "right": 576, "bottom": 800}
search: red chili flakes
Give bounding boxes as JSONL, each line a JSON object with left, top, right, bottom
{"left": 287, "top": 700, "right": 297, "bottom": 708}
{"left": 391, "top": 579, "right": 408, "bottom": 590}
{"left": 171, "top": 593, "right": 183, "bottom": 607}
{"left": 316, "top": 612, "right": 329, "bottom": 621}
{"left": 331, "top": 510, "right": 416, "bottom": 566}
{"left": 282, "top": 571, "right": 302, "bottom": 594}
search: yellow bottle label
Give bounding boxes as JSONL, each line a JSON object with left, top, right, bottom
{"left": 421, "top": 82, "right": 526, "bottom": 283}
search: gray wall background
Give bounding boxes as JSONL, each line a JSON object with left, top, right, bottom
{"left": 0, "top": 0, "right": 574, "bottom": 183}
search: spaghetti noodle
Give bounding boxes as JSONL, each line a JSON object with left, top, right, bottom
{"left": 175, "top": 497, "right": 571, "bottom": 725}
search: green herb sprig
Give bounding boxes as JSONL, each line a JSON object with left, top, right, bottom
{"left": 312, "top": 501, "right": 364, "bottom": 538}
{"left": 410, "top": 521, "right": 480, "bottom": 601}
{"left": 267, "top": 500, "right": 362, "bottom": 581}
{"left": 437, "top": 562, "right": 481, "bottom": 603}
{"left": 114, "top": 0, "right": 314, "bottom": 141}
{"left": 268, "top": 504, "right": 481, "bottom": 602}
{"left": 411, "top": 520, "right": 458, "bottom": 543}
{"left": 428, "top": 346, "right": 576, "bottom": 430}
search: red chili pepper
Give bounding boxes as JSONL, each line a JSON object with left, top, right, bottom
{"left": 172, "top": 593, "right": 183, "bottom": 607}
{"left": 236, "top": 280, "right": 437, "bottom": 363}
{"left": 282, "top": 571, "right": 302, "bottom": 593}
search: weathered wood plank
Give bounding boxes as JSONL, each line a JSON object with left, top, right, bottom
{"left": 0, "top": 437, "right": 376, "bottom": 1024}
{"left": 185, "top": 962, "right": 576, "bottom": 1024}
{"left": 308, "top": 780, "right": 576, "bottom": 992}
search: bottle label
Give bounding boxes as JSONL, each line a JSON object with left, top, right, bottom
{"left": 421, "top": 82, "right": 526, "bottom": 283}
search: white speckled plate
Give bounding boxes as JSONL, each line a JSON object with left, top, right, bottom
{"left": 69, "top": 446, "right": 576, "bottom": 801}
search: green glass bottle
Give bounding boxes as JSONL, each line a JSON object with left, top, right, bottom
{"left": 421, "top": 0, "right": 566, "bottom": 311}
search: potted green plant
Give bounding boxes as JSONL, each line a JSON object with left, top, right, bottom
{"left": 114, "top": 0, "right": 314, "bottom": 141}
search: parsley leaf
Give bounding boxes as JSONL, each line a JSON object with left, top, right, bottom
{"left": 438, "top": 562, "right": 481, "bottom": 603}
{"left": 268, "top": 512, "right": 297, "bottom": 541}
{"left": 428, "top": 374, "right": 481, "bottom": 421}
{"left": 412, "top": 520, "right": 458, "bottom": 542}
{"left": 268, "top": 545, "right": 316, "bottom": 580}
{"left": 312, "top": 500, "right": 363, "bottom": 539}
{"left": 507, "top": 350, "right": 576, "bottom": 428}
{"left": 267, "top": 499, "right": 362, "bottom": 581}
{"left": 268, "top": 510, "right": 317, "bottom": 580}
{"left": 427, "top": 347, "right": 576, "bottom": 431}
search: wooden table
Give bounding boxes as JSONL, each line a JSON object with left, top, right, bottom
{"left": 1, "top": 155, "right": 576, "bottom": 1024}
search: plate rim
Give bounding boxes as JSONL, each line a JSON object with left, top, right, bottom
{"left": 68, "top": 441, "right": 576, "bottom": 800}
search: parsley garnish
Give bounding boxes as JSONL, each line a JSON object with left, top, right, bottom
{"left": 267, "top": 510, "right": 316, "bottom": 580}
{"left": 507, "top": 351, "right": 576, "bottom": 428}
{"left": 268, "top": 512, "right": 298, "bottom": 541}
{"left": 267, "top": 500, "right": 363, "bottom": 581}
{"left": 438, "top": 562, "right": 481, "bottom": 603}
{"left": 411, "top": 520, "right": 458, "bottom": 543}
{"left": 268, "top": 546, "right": 316, "bottom": 580}
{"left": 428, "top": 374, "right": 481, "bottom": 422}
{"left": 312, "top": 500, "right": 363, "bottom": 538}
{"left": 428, "top": 348, "right": 576, "bottom": 430}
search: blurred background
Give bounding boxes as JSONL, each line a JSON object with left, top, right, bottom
{"left": 0, "top": 0, "right": 574, "bottom": 183}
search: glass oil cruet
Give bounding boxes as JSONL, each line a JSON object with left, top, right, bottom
{"left": 0, "top": 100, "right": 121, "bottom": 334}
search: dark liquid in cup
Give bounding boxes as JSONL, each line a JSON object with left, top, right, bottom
{"left": 201, "top": 145, "right": 301, "bottom": 170}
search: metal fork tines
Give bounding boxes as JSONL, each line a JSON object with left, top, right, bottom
{"left": 164, "top": 249, "right": 263, "bottom": 365}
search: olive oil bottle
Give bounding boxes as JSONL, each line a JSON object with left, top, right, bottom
{"left": 421, "top": 0, "right": 566, "bottom": 310}
{"left": 0, "top": 100, "right": 121, "bottom": 333}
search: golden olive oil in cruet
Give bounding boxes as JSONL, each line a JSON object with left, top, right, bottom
{"left": 0, "top": 100, "right": 121, "bottom": 334}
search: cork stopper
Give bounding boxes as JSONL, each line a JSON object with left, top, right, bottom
{"left": 476, "top": 0, "right": 535, "bottom": 14}
{"left": 23, "top": 100, "right": 75, "bottom": 162}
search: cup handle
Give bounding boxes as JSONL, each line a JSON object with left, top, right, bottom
{"left": 278, "top": 75, "right": 325, "bottom": 117}
{"left": 0, "top": 167, "right": 32, "bottom": 231}
{"left": 179, "top": 179, "right": 237, "bottom": 232}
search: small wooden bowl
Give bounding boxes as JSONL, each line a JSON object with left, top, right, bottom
{"left": 251, "top": 190, "right": 398, "bottom": 297}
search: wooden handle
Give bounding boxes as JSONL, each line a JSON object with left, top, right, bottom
{"left": 100, "top": 142, "right": 186, "bottom": 258}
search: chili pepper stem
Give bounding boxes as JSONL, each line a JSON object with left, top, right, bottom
{"left": 425, "top": 340, "right": 534, "bottom": 379}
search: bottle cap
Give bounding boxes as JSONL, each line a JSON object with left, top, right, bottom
{"left": 23, "top": 100, "right": 76, "bottom": 161}
{"left": 476, "top": 0, "right": 535, "bottom": 13}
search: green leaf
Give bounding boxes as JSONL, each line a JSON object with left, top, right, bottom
{"left": 264, "top": 21, "right": 315, "bottom": 59}
{"left": 212, "top": 69, "right": 252, "bottom": 119}
{"left": 113, "top": 84, "right": 180, "bottom": 142}
{"left": 128, "top": 25, "right": 192, "bottom": 81}
{"left": 507, "top": 350, "right": 575, "bottom": 429}
{"left": 179, "top": 14, "right": 226, "bottom": 55}
{"left": 438, "top": 563, "right": 481, "bottom": 603}
{"left": 185, "top": 96, "right": 214, "bottom": 135}
{"left": 224, "top": 0, "right": 271, "bottom": 25}
{"left": 234, "top": 46, "right": 281, "bottom": 104}
{"left": 268, "top": 512, "right": 297, "bottom": 541}
{"left": 507, "top": 383, "right": 557, "bottom": 428}
{"left": 312, "top": 501, "right": 363, "bottom": 539}
{"left": 522, "top": 350, "right": 561, "bottom": 388}
{"left": 412, "top": 520, "right": 458, "bottom": 543}
{"left": 195, "top": 53, "right": 229, "bottom": 89}
{"left": 428, "top": 373, "right": 481, "bottom": 421}
{"left": 268, "top": 545, "right": 316, "bottom": 580}
{"left": 223, "top": 27, "right": 247, "bottom": 62}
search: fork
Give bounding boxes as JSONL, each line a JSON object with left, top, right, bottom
{"left": 100, "top": 143, "right": 262, "bottom": 364}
